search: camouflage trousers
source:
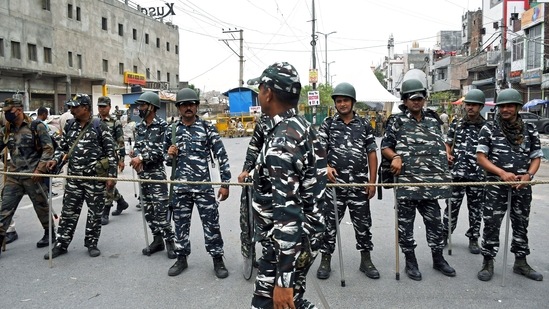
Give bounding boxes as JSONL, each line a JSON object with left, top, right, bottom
{"left": 481, "top": 185, "right": 532, "bottom": 258}
{"left": 251, "top": 236, "right": 318, "bottom": 309}
{"left": 320, "top": 186, "right": 373, "bottom": 255}
{"left": 398, "top": 199, "right": 445, "bottom": 253}
{"left": 105, "top": 186, "right": 123, "bottom": 207}
{"left": 56, "top": 178, "right": 105, "bottom": 249}
{"left": 140, "top": 171, "right": 174, "bottom": 240}
{"left": 172, "top": 190, "right": 223, "bottom": 257}
{"left": 239, "top": 184, "right": 254, "bottom": 258}
{"left": 0, "top": 176, "right": 52, "bottom": 236}
{"left": 443, "top": 179, "right": 485, "bottom": 240}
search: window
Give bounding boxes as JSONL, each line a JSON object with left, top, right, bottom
{"left": 146, "top": 68, "right": 150, "bottom": 79}
{"left": 0, "top": 38, "right": 4, "bottom": 57}
{"left": 145, "top": 33, "right": 149, "bottom": 44}
{"left": 77, "top": 54, "right": 82, "bottom": 69}
{"left": 42, "top": 0, "right": 50, "bottom": 11}
{"left": 44, "top": 47, "right": 52, "bottom": 63}
{"left": 119, "top": 63, "right": 124, "bottom": 74}
{"left": 133, "top": 29, "right": 137, "bottom": 40}
{"left": 167, "top": 72, "right": 170, "bottom": 83}
{"left": 118, "top": 23, "right": 123, "bottom": 36}
{"left": 68, "top": 51, "right": 73, "bottom": 67}
{"left": 102, "top": 17, "right": 107, "bottom": 31}
{"left": 436, "top": 68, "right": 446, "bottom": 80}
{"left": 27, "top": 44, "right": 37, "bottom": 61}
{"left": 157, "top": 70, "right": 161, "bottom": 80}
{"left": 512, "top": 37, "right": 524, "bottom": 61}
{"left": 175, "top": 45, "right": 179, "bottom": 55}
{"left": 68, "top": 4, "right": 73, "bottom": 19}
{"left": 76, "top": 7, "right": 81, "bottom": 21}
{"left": 166, "top": 42, "right": 170, "bottom": 52}
{"left": 526, "top": 24, "right": 542, "bottom": 70}
{"left": 156, "top": 38, "right": 160, "bottom": 48}
{"left": 11, "top": 41, "right": 21, "bottom": 59}
{"left": 133, "top": 65, "right": 137, "bottom": 73}
{"left": 103, "top": 59, "right": 109, "bottom": 72}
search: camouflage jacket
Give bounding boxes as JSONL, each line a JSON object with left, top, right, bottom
{"left": 54, "top": 117, "right": 117, "bottom": 177}
{"left": 0, "top": 117, "right": 53, "bottom": 174}
{"left": 241, "top": 116, "right": 267, "bottom": 173}
{"left": 134, "top": 115, "right": 167, "bottom": 173}
{"left": 477, "top": 119, "right": 543, "bottom": 177}
{"left": 319, "top": 112, "right": 377, "bottom": 183}
{"left": 253, "top": 108, "right": 325, "bottom": 289}
{"left": 96, "top": 114, "right": 125, "bottom": 159}
{"left": 165, "top": 117, "right": 231, "bottom": 192}
{"left": 446, "top": 117, "right": 486, "bottom": 180}
{"left": 381, "top": 110, "right": 452, "bottom": 200}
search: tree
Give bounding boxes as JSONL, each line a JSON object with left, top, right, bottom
{"left": 374, "top": 69, "right": 387, "bottom": 89}
{"left": 299, "top": 83, "right": 334, "bottom": 108}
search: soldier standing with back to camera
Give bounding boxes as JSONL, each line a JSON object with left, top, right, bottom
{"left": 95, "top": 96, "right": 129, "bottom": 224}
{"left": 45, "top": 94, "right": 117, "bottom": 259}
{"left": 0, "top": 97, "right": 56, "bottom": 256}
{"left": 130, "top": 91, "right": 176, "bottom": 259}
{"left": 476, "top": 88, "right": 543, "bottom": 282}
{"left": 166, "top": 88, "right": 231, "bottom": 278}
{"left": 381, "top": 78, "right": 455, "bottom": 281}
{"left": 316, "top": 82, "right": 380, "bottom": 280}
{"left": 442, "top": 89, "right": 486, "bottom": 254}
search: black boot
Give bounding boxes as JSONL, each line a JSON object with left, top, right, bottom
{"left": 165, "top": 239, "right": 176, "bottom": 259}
{"left": 142, "top": 235, "right": 165, "bottom": 255}
{"left": 478, "top": 256, "right": 494, "bottom": 281}
{"left": 43, "top": 244, "right": 68, "bottom": 259}
{"left": 468, "top": 238, "right": 481, "bottom": 254}
{"left": 168, "top": 255, "right": 188, "bottom": 276}
{"left": 404, "top": 251, "right": 422, "bottom": 281}
{"left": 37, "top": 226, "right": 56, "bottom": 248}
{"left": 432, "top": 250, "right": 456, "bottom": 277}
{"left": 112, "top": 196, "right": 129, "bottom": 216}
{"left": 513, "top": 257, "right": 543, "bottom": 281}
{"left": 359, "top": 251, "right": 380, "bottom": 279}
{"left": 6, "top": 231, "right": 18, "bottom": 244}
{"left": 101, "top": 206, "right": 111, "bottom": 225}
{"left": 316, "top": 253, "right": 331, "bottom": 279}
{"left": 213, "top": 256, "right": 229, "bottom": 279}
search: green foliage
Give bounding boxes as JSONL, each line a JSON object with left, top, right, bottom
{"left": 299, "top": 83, "right": 334, "bottom": 109}
{"left": 374, "top": 69, "right": 387, "bottom": 88}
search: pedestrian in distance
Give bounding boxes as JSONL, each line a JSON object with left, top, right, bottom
{"left": 442, "top": 89, "right": 487, "bottom": 254}
{"left": 166, "top": 88, "right": 231, "bottom": 279}
{"left": 95, "top": 96, "right": 129, "bottom": 223}
{"left": 316, "top": 82, "right": 380, "bottom": 280}
{"left": 0, "top": 97, "right": 56, "bottom": 256}
{"left": 476, "top": 88, "right": 543, "bottom": 282}
{"left": 129, "top": 91, "right": 176, "bottom": 260}
{"left": 380, "top": 78, "right": 456, "bottom": 281}
{"left": 44, "top": 94, "right": 117, "bottom": 259}
{"left": 247, "top": 62, "right": 326, "bottom": 309}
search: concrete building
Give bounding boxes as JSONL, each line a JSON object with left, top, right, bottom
{"left": 0, "top": 0, "right": 179, "bottom": 114}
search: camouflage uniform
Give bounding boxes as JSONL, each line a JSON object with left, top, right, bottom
{"left": 166, "top": 117, "right": 231, "bottom": 258}
{"left": 381, "top": 109, "right": 452, "bottom": 254}
{"left": 318, "top": 113, "right": 377, "bottom": 255}
{"left": 53, "top": 117, "right": 117, "bottom": 251}
{"left": 443, "top": 117, "right": 486, "bottom": 241}
{"left": 134, "top": 116, "right": 174, "bottom": 242}
{"left": 251, "top": 109, "right": 325, "bottom": 309}
{"left": 96, "top": 113, "right": 126, "bottom": 215}
{"left": 0, "top": 112, "right": 54, "bottom": 247}
{"left": 476, "top": 119, "right": 542, "bottom": 259}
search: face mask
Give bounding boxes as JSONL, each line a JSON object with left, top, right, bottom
{"left": 5, "top": 111, "right": 17, "bottom": 123}
{"left": 139, "top": 109, "right": 147, "bottom": 119}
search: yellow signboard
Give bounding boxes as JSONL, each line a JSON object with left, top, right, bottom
{"left": 124, "top": 72, "right": 146, "bottom": 86}
{"left": 309, "top": 69, "right": 318, "bottom": 84}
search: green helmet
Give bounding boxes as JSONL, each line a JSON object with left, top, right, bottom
{"left": 495, "top": 89, "right": 523, "bottom": 106}
{"left": 331, "top": 82, "right": 356, "bottom": 101}
{"left": 136, "top": 91, "right": 160, "bottom": 108}
{"left": 176, "top": 88, "right": 199, "bottom": 105}
{"left": 400, "top": 79, "right": 426, "bottom": 100}
{"left": 463, "top": 89, "right": 485, "bottom": 105}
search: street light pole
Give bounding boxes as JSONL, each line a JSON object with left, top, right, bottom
{"left": 317, "top": 31, "right": 336, "bottom": 85}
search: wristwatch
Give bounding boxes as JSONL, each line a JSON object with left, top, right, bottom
{"left": 527, "top": 172, "right": 535, "bottom": 180}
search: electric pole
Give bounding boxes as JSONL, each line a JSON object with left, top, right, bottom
{"left": 221, "top": 29, "right": 244, "bottom": 86}
{"left": 311, "top": 0, "right": 317, "bottom": 91}
{"left": 317, "top": 31, "right": 336, "bottom": 85}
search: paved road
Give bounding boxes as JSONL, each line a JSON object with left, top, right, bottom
{"left": 1, "top": 136, "right": 548, "bottom": 308}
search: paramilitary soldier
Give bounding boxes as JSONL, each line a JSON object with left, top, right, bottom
{"left": 0, "top": 98, "right": 56, "bottom": 256}
{"left": 316, "top": 82, "right": 380, "bottom": 280}
{"left": 476, "top": 88, "right": 543, "bottom": 282}
{"left": 96, "top": 96, "right": 129, "bottom": 225}
{"left": 381, "top": 78, "right": 456, "bottom": 281}
{"left": 166, "top": 88, "right": 231, "bottom": 279}
{"left": 442, "top": 89, "right": 486, "bottom": 254}
{"left": 45, "top": 94, "right": 117, "bottom": 259}
{"left": 129, "top": 91, "right": 176, "bottom": 259}
{"left": 248, "top": 62, "right": 325, "bottom": 309}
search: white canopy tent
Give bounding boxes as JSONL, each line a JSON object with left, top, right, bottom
{"left": 344, "top": 67, "right": 401, "bottom": 113}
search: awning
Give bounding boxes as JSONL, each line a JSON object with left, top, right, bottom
{"left": 523, "top": 99, "right": 549, "bottom": 109}
{"left": 451, "top": 97, "right": 465, "bottom": 105}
